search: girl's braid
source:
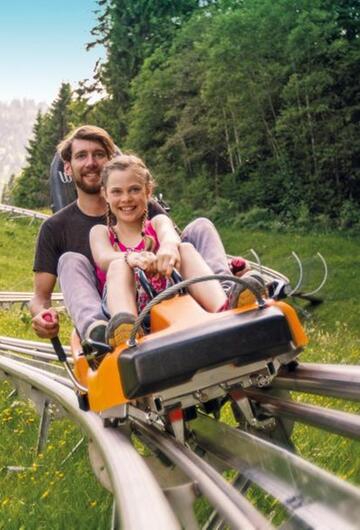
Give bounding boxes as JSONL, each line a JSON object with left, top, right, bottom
{"left": 106, "top": 202, "right": 119, "bottom": 244}
{"left": 141, "top": 205, "right": 156, "bottom": 252}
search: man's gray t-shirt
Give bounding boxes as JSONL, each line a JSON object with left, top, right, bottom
{"left": 33, "top": 200, "right": 166, "bottom": 276}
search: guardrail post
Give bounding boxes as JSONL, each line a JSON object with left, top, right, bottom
{"left": 36, "top": 399, "right": 51, "bottom": 455}
{"left": 164, "top": 483, "right": 199, "bottom": 530}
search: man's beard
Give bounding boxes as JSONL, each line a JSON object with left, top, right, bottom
{"left": 74, "top": 174, "right": 102, "bottom": 194}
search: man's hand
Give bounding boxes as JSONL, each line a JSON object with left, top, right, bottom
{"left": 32, "top": 308, "right": 59, "bottom": 339}
{"left": 156, "top": 242, "right": 181, "bottom": 277}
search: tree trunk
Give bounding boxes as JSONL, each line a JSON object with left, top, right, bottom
{"left": 305, "top": 92, "right": 317, "bottom": 175}
{"left": 229, "top": 107, "right": 242, "bottom": 166}
{"left": 222, "top": 107, "right": 235, "bottom": 173}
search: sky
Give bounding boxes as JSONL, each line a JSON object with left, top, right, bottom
{"left": 0, "top": 0, "right": 105, "bottom": 104}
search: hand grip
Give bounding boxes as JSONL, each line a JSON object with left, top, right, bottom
{"left": 43, "top": 312, "right": 67, "bottom": 362}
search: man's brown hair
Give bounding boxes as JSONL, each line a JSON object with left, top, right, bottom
{"left": 57, "top": 125, "right": 117, "bottom": 162}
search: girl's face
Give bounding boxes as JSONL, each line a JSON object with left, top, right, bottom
{"left": 104, "top": 168, "right": 151, "bottom": 225}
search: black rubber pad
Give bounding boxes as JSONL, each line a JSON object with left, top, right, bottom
{"left": 119, "top": 305, "right": 293, "bottom": 399}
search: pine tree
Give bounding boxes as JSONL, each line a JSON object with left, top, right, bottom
{"left": 10, "top": 83, "right": 74, "bottom": 208}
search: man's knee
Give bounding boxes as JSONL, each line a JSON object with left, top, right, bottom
{"left": 182, "top": 217, "right": 215, "bottom": 241}
{"left": 58, "top": 252, "right": 92, "bottom": 276}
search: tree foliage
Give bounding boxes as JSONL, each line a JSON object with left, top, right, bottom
{"left": 125, "top": 0, "right": 360, "bottom": 227}
{"left": 11, "top": 0, "right": 360, "bottom": 229}
{"left": 10, "top": 84, "right": 77, "bottom": 208}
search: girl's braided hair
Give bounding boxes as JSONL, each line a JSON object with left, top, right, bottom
{"left": 102, "top": 154, "right": 156, "bottom": 252}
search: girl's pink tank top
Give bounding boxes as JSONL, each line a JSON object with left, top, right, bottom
{"left": 95, "top": 220, "right": 160, "bottom": 294}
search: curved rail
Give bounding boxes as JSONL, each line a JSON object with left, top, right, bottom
{"left": 189, "top": 414, "right": 360, "bottom": 530}
{"left": 0, "top": 356, "right": 180, "bottom": 530}
{"left": 300, "top": 252, "right": 328, "bottom": 297}
{"left": 1, "top": 336, "right": 360, "bottom": 528}
{"left": 287, "top": 251, "right": 304, "bottom": 297}
{"left": 274, "top": 363, "right": 360, "bottom": 401}
{"left": 132, "top": 418, "right": 272, "bottom": 530}
{"left": 0, "top": 203, "right": 49, "bottom": 221}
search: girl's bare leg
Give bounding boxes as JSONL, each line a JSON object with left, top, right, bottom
{"left": 179, "top": 242, "right": 227, "bottom": 312}
{"left": 106, "top": 259, "right": 137, "bottom": 317}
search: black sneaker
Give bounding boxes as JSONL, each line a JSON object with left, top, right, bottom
{"left": 82, "top": 320, "right": 109, "bottom": 370}
{"left": 84, "top": 320, "right": 108, "bottom": 343}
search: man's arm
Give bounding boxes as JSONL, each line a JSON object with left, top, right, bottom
{"left": 30, "top": 272, "right": 59, "bottom": 338}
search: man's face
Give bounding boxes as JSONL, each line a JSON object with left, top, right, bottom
{"left": 64, "top": 139, "right": 109, "bottom": 194}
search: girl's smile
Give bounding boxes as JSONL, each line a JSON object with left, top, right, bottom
{"left": 104, "top": 168, "right": 151, "bottom": 226}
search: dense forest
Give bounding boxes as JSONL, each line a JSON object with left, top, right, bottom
{"left": 7, "top": 0, "right": 360, "bottom": 231}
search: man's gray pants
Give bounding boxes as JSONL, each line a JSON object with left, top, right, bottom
{"left": 58, "top": 217, "right": 232, "bottom": 339}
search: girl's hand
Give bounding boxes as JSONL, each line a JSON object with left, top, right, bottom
{"left": 126, "top": 251, "right": 157, "bottom": 272}
{"left": 156, "top": 242, "right": 181, "bottom": 277}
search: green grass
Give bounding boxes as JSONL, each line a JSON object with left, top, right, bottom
{"left": 0, "top": 216, "right": 39, "bottom": 291}
{"left": 0, "top": 214, "right": 112, "bottom": 527}
{"left": 0, "top": 213, "right": 359, "bottom": 527}
{"left": 0, "top": 381, "right": 112, "bottom": 529}
{"left": 220, "top": 227, "right": 360, "bottom": 332}
{"left": 220, "top": 226, "right": 360, "bottom": 488}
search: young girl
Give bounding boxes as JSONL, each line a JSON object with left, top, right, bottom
{"left": 90, "top": 154, "right": 228, "bottom": 349}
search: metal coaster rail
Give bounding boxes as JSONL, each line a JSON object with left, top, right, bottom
{"left": 0, "top": 291, "right": 63, "bottom": 305}
{"left": 0, "top": 350, "right": 269, "bottom": 530}
{"left": 0, "top": 203, "right": 49, "bottom": 221}
{"left": 0, "top": 355, "right": 179, "bottom": 530}
{"left": 0, "top": 335, "right": 360, "bottom": 529}
{"left": 188, "top": 414, "right": 360, "bottom": 530}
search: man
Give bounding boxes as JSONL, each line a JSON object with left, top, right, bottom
{"left": 30, "top": 125, "right": 235, "bottom": 342}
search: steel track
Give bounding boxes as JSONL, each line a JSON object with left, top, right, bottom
{"left": 0, "top": 352, "right": 273, "bottom": 529}
{"left": 274, "top": 363, "right": 360, "bottom": 401}
{"left": 0, "top": 203, "right": 49, "bottom": 221}
{"left": 0, "top": 355, "right": 180, "bottom": 530}
{"left": 187, "top": 414, "right": 360, "bottom": 530}
{"left": 0, "top": 291, "right": 63, "bottom": 304}
{"left": 1, "top": 336, "right": 360, "bottom": 528}
{"left": 132, "top": 417, "right": 272, "bottom": 530}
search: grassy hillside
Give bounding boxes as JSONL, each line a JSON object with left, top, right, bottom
{"left": 0, "top": 214, "right": 112, "bottom": 528}
{"left": 221, "top": 226, "right": 360, "bottom": 488}
{"left": 0, "top": 213, "right": 359, "bottom": 527}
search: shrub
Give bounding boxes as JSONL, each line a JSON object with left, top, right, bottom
{"left": 207, "top": 198, "right": 237, "bottom": 226}
{"left": 232, "top": 207, "right": 274, "bottom": 230}
{"left": 338, "top": 201, "right": 360, "bottom": 231}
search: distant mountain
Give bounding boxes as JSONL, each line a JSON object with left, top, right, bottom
{"left": 0, "top": 99, "right": 47, "bottom": 199}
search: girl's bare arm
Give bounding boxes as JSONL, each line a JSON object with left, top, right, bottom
{"left": 90, "top": 225, "right": 124, "bottom": 271}
{"left": 151, "top": 214, "right": 181, "bottom": 276}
